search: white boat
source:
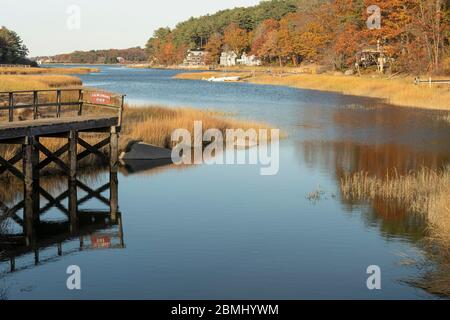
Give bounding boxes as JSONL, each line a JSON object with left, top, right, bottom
{"left": 205, "top": 76, "right": 241, "bottom": 82}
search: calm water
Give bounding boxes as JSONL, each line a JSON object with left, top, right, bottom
{"left": 1, "top": 66, "right": 449, "bottom": 299}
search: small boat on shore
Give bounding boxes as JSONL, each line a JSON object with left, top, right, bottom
{"left": 204, "top": 76, "right": 241, "bottom": 82}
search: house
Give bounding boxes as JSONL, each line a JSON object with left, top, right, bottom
{"left": 237, "top": 53, "right": 262, "bottom": 66}
{"left": 36, "top": 57, "right": 53, "bottom": 65}
{"left": 116, "top": 57, "right": 126, "bottom": 64}
{"left": 183, "top": 49, "right": 208, "bottom": 67}
{"left": 220, "top": 51, "right": 262, "bottom": 67}
{"left": 220, "top": 51, "right": 238, "bottom": 67}
{"left": 355, "top": 40, "right": 392, "bottom": 74}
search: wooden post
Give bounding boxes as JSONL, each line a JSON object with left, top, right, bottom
{"left": 10, "top": 257, "right": 15, "bottom": 272}
{"left": 34, "top": 249, "right": 39, "bottom": 265}
{"left": 8, "top": 92, "right": 14, "bottom": 122}
{"left": 69, "top": 131, "right": 78, "bottom": 180}
{"left": 57, "top": 243, "right": 62, "bottom": 256}
{"left": 110, "top": 126, "right": 119, "bottom": 174}
{"left": 56, "top": 90, "right": 62, "bottom": 118}
{"left": 118, "top": 95, "right": 125, "bottom": 129}
{"left": 68, "top": 130, "right": 78, "bottom": 234}
{"left": 69, "top": 179, "right": 78, "bottom": 234}
{"left": 110, "top": 126, "right": 119, "bottom": 222}
{"left": 78, "top": 89, "right": 84, "bottom": 116}
{"left": 118, "top": 213, "right": 125, "bottom": 248}
{"left": 33, "top": 91, "right": 38, "bottom": 119}
{"left": 110, "top": 171, "right": 119, "bottom": 223}
{"left": 23, "top": 136, "right": 40, "bottom": 247}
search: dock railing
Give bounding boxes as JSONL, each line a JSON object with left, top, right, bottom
{"left": 0, "top": 88, "right": 125, "bottom": 129}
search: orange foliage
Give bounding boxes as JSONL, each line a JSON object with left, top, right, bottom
{"left": 223, "top": 22, "right": 249, "bottom": 55}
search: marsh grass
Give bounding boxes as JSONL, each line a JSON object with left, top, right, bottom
{"left": 0, "top": 67, "right": 99, "bottom": 75}
{"left": 341, "top": 166, "right": 450, "bottom": 296}
{"left": 0, "top": 105, "right": 275, "bottom": 179}
{"left": 340, "top": 166, "right": 449, "bottom": 220}
{"left": 121, "top": 105, "right": 274, "bottom": 149}
{"left": 176, "top": 71, "right": 450, "bottom": 111}
{"left": 0, "top": 75, "right": 82, "bottom": 92}
{"left": 252, "top": 74, "right": 450, "bottom": 111}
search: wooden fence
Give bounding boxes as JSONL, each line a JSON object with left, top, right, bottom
{"left": 414, "top": 77, "right": 450, "bottom": 86}
{"left": 0, "top": 64, "right": 32, "bottom": 68}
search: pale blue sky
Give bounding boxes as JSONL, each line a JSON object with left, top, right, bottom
{"left": 1, "top": 0, "right": 260, "bottom": 56}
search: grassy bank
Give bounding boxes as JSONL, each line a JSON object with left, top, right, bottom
{"left": 121, "top": 105, "right": 272, "bottom": 149}
{"left": 175, "top": 71, "right": 450, "bottom": 111}
{"left": 0, "top": 66, "right": 97, "bottom": 92}
{"left": 0, "top": 66, "right": 99, "bottom": 75}
{"left": 0, "top": 75, "right": 82, "bottom": 91}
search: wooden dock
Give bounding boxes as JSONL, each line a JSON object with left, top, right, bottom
{"left": 0, "top": 88, "right": 124, "bottom": 180}
{"left": 0, "top": 88, "right": 126, "bottom": 271}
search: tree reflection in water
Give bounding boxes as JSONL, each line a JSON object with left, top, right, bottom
{"left": 299, "top": 139, "right": 450, "bottom": 298}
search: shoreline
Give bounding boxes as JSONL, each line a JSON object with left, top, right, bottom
{"left": 174, "top": 71, "right": 450, "bottom": 111}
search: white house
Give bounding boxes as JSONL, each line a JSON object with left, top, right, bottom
{"left": 183, "top": 49, "right": 208, "bottom": 67}
{"left": 220, "top": 51, "right": 262, "bottom": 67}
{"left": 220, "top": 51, "right": 238, "bottom": 67}
{"left": 237, "top": 53, "right": 262, "bottom": 66}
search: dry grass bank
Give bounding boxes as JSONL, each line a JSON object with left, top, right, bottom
{"left": 0, "top": 67, "right": 99, "bottom": 75}
{"left": 0, "top": 75, "right": 82, "bottom": 91}
{"left": 121, "top": 105, "right": 274, "bottom": 149}
{"left": 175, "top": 71, "right": 450, "bottom": 111}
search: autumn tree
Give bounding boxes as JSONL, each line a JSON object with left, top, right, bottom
{"left": 277, "top": 16, "right": 296, "bottom": 65}
{"left": 251, "top": 19, "right": 279, "bottom": 57}
{"left": 146, "top": 27, "right": 185, "bottom": 65}
{"left": 259, "top": 29, "right": 284, "bottom": 66}
{"left": 409, "top": 0, "right": 449, "bottom": 72}
{"left": 142, "top": 0, "right": 449, "bottom": 72}
{"left": 205, "top": 33, "right": 223, "bottom": 65}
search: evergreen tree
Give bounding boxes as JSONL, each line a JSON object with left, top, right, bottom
{"left": 0, "top": 26, "right": 29, "bottom": 64}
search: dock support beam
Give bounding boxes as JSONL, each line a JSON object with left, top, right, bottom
{"left": 23, "top": 136, "right": 39, "bottom": 247}
{"left": 110, "top": 126, "right": 119, "bottom": 223}
{"left": 68, "top": 130, "right": 78, "bottom": 234}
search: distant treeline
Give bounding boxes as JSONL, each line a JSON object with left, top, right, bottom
{"left": 146, "top": 0, "right": 449, "bottom": 74}
{"left": 43, "top": 47, "right": 149, "bottom": 64}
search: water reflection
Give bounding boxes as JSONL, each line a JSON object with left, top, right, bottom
{"left": 0, "top": 170, "right": 124, "bottom": 274}
{"left": 120, "top": 158, "right": 174, "bottom": 176}
{"left": 298, "top": 129, "right": 449, "bottom": 297}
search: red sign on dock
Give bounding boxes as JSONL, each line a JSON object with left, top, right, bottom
{"left": 90, "top": 92, "right": 111, "bottom": 105}
{"left": 91, "top": 235, "right": 112, "bottom": 248}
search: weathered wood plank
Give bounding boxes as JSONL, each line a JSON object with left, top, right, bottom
{"left": 77, "top": 136, "right": 110, "bottom": 162}
{"left": 0, "top": 154, "right": 24, "bottom": 181}
{"left": 0, "top": 116, "right": 119, "bottom": 140}
{"left": 36, "top": 142, "right": 70, "bottom": 174}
